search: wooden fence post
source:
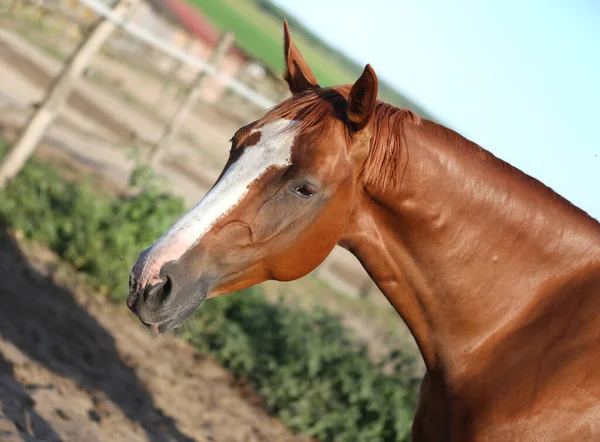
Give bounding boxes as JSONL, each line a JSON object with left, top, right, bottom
{"left": 0, "top": 0, "right": 139, "bottom": 187}
{"left": 148, "top": 32, "right": 234, "bottom": 166}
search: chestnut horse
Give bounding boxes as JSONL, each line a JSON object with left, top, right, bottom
{"left": 128, "top": 20, "right": 600, "bottom": 441}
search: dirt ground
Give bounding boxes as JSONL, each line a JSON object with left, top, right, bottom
{"left": 0, "top": 233, "right": 312, "bottom": 442}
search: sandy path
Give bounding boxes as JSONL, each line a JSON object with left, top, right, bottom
{"left": 0, "top": 233, "right": 311, "bottom": 442}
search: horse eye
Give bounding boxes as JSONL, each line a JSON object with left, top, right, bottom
{"left": 293, "top": 184, "right": 317, "bottom": 198}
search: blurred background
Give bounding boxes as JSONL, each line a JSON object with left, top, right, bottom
{"left": 0, "top": 0, "right": 597, "bottom": 441}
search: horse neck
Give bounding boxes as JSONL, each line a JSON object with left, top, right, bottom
{"left": 340, "top": 116, "right": 600, "bottom": 377}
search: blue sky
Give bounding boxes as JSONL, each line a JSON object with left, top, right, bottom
{"left": 273, "top": 0, "right": 600, "bottom": 220}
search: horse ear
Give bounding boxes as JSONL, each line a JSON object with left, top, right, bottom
{"left": 347, "top": 64, "right": 379, "bottom": 131}
{"left": 283, "top": 19, "right": 319, "bottom": 95}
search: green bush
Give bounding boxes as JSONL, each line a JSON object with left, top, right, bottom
{"left": 189, "top": 288, "right": 419, "bottom": 441}
{"left": 0, "top": 150, "right": 185, "bottom": 299}
{"left": 0, "top": 146, "right": 419, "bottom": 441}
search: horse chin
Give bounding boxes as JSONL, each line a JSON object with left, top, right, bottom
{"left": 138, "top": 293, "right": 207, "bottom": 335}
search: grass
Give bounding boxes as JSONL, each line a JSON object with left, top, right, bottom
{"left": 189, "top": 0, "right": 355, "bottom": 88}
{"left": 188, "top": 0, "right": 434, "bottom": 116}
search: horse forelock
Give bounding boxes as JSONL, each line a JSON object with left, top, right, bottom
{"left": 256, "top": 86, "right": 421, "bottom": 193}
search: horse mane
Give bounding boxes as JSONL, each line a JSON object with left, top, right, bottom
{"left": 261, "top": 86, "right": 421, "bottom": 192}
{"left": 259, "top": 88, "right": 599, "bottom": 224}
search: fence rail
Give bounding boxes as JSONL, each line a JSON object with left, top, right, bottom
{"left": 76, "top": 0, "right": 276, "bottom": 109}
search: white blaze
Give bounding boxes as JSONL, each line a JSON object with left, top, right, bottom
{"left": 136, "top": 118, "right": 299, "bottom": 286}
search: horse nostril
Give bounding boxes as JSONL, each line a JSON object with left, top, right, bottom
{"left": 144, "top": 276, "right": 173, "bottom": 307}
{"left": 160, "top": 276, "right": 173, "bottom": 303}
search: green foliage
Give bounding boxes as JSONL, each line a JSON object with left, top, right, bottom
{"left": 0, "top": 152, "right": 185, "bottom": 299}
{"left": 0, "top": 144, "right": 419, "bottom": 440}
{"left": 188, "top": 289, "right": 419, "bottom": 441}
